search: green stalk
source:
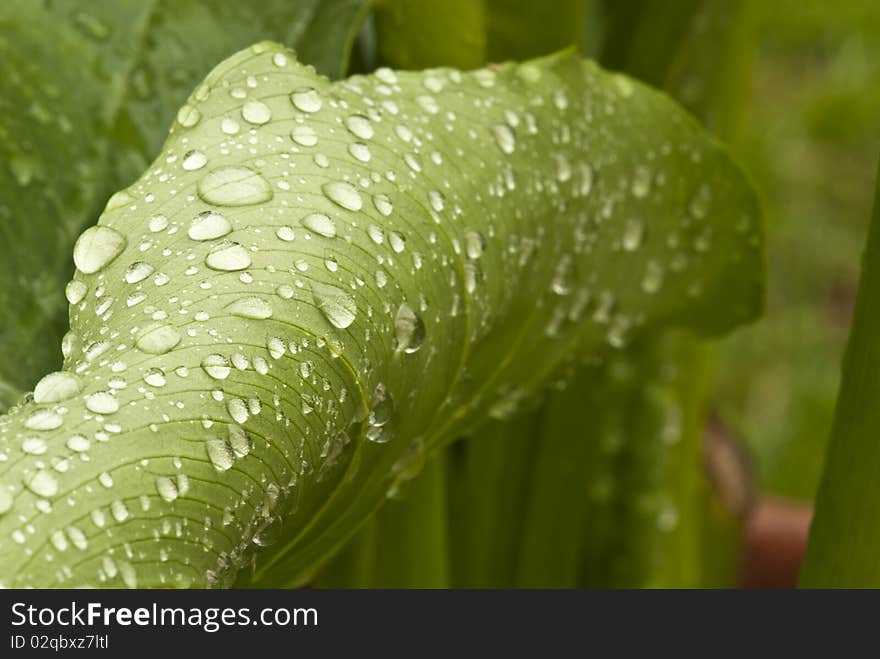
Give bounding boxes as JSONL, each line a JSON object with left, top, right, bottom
{"left": 800, "top": 160, "right": 880, "bottom": 587}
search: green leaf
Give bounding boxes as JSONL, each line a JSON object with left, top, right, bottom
{"left": 0, "top": 42, "right": 762, "bottom": 587}
{"left": 374, "top": 0, "right": 486, "bottom": 69}
{"left": 0, "top": 0, "right": 369, "bottom": 412}
{"left": 486, "top": 0, "right": 593, "bottom": 61}
{"left": 799, "top": 160, "right": 880, "bottom": 587}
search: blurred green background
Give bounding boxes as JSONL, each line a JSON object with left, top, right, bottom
{"left": 714, "top": 0, "right": 880, "bottom": 501}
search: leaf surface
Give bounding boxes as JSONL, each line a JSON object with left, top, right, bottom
{"left": 0, "top": 43, "right": 762, "bottom": 587}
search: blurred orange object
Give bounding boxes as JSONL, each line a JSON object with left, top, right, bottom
{"left": 740, "top": 497, "right": 813, "bottom": 588}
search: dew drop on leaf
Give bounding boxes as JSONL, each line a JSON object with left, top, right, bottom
{"left": 135, "top": 324, "right": 181, "bottom": 354}
{"left": 291, "top": 125, "right": 318, "bottom": 146}
{"left": 312, "top": 282, "right": 357, "bottom": 329}
{"left": 205, "top": 242, "right": 251, "bottom": 271}
{"left": 345, "top": 114, "right": 374, "bottom": 140}
{"left": 143, "top": 368, "right": 166, "bottom": 387}
{"left": 241, "top": 100, "right": 272, "bottom": 125}
{"left": 24, "top": 410, "right": 63, "bottom": 431}
{"left": 33, "top": 372, "right": 81, "bottom": 404}
{"left": 394, "top": 304, "right": 426, "bottom": 354}
{"left": 322, "top": 181, "right": 363, "bottom": 211}
{"left": 155, "top": 476, "right": 179, "bottom": 502}
{"left": 65, "top": 280, "right": 87, "bottom": 305}
{"left": 26, "top": 471, "right": 59, "bottom": 498}
{"left": 73, "top": 226, "right": 127, "bottom": 274}
{"left": 226, "top": 398, "right": 249, "bottom": 424}
{"left": 123, "top": 261, "right": 155, "bottom": 284}
{"left": 182, "top": 150, "right": 208, "bottom": 171}
{"left": 224, "top": 296, "right": 273, "bottom": 319}
{"left": 491, "top": 124, "right": 516, "bottom": 154}
{"left": 366, "top": 383, "right": 395, "bottom": 443}
{"left": 290, "top": 87, "right": 323, "bottom": 113}
{"left": 302, "top": 213, "right": 336, "bottom": 238}
{"left": 197, "top": 167, "right": 272, "bottom": 206}
{"left": 206, "top": 438, "right": 235, "bottom": 472}
{"left": 84, "top": 391, "right": 118, "bottom": 415}
{"left": 22, "top": 437, "right": 47, "bottom": 455}
{"left": 188, "top": 211, "right": 232, "bottom": 241}
{"left": 373, "top": 193, "right": 393, "bottom": 216}
{"left": 176, "top": 103, "right": 201, "bottom": 128}
{"left": 201, "top": 354, "right": 232, "bottom": 380}
{"left": 66, "top": 435, "right": 90, "bottom": 452}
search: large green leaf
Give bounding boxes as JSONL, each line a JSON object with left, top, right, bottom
{"left": 799, "top": 160, "right": 880, "bottom": 587}
{"left": 0, "top": 42, "right": 762, "bottom": 587}
{"left": 0, "top": 0, "right": 369, "bottom": 411}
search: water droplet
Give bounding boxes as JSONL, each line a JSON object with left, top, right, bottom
{"left": 366, "top": 383, "right": 395, "bottom": 443}
{"left": 290, "top": 87, "right": 323, "bottom": 113}
{"left": 68, "top": 526, "right": 87, "bottom": 550}
{"left": 267, "top": 337, "right": 285, "bottom": 359}
{"left": 25, "top": 410, "right": 63, "bottom": 431}
{"left": 188, "top": 211, "right": 232, "bottom": 241}
{"left": 492, "top": 124, "right": 515, "bottom": 154}
{"left": 622, "top": 219, "right": 643, "bottom": 252}
{"left": 26, "top": 470, "right": 59, "bottom": 498}
{"left": 225, "top": 296, "right": 273, "bottom": 319}
{"left": 631, "top": 166, "right": 651, "bottom": 198}
{"left": 373, "top": 193, "right": 393, "bottom": 216}
{"left": 302, "top": 213, "right": 336, "bottom": 238}
{"left": 143, "top": 368, "right": 166, "bottom": 387}
{"left": 182, "top": 150, "right": 207, "bottom": 171}
{"left": 0, "top": 490, "right": 13, "bottom": 514}
{"left": 312, "top": 282, "right": 357, "bottom": 329}
{"left": 73, "top": 226, "right": 127, "bottom": 274}
{"left": 119, "top": 561, "right": 137, "bottom": 588}
{"left": 202, "top": 354, "right": 232, "bottom": 379}
{"left": 149, "top": 215, "right": 169, "bottom": 232}
{"left": 124, "top": 261, "right": 155, "bottom": 284}
{"left": 22, "top": 437, "right": 47, "bottom": 455}
{"left": 464, "top": 231, "right": 485, "bottom": 260}
{"left": 135, "top": 324, "right": 181, "bottom": 354}
{"left": 689, "top": 183, "right": 712, "bottom": 219}
{"left": 205, "top": 242, "right": 251, "bottom": 271}
{"left": 198, "top": 167, "right": 272, "bottom": 206}
{"left": 641, "top": 261, "right": 664, "bottom": 294}
{"left": 229, "top": 425, "right": 253, "bottom": 458}
{"left": 221, "top": 118, "right": 241, "bottom": 135}
{"left": 111, "top": 500, "right": 130, "bottom": 522}
{"left": 155, "top": 476, "right": 178, "bottom": 502}
{"left": 177, "top": 104, "right": 201, "bottom": 128}
{"left": 242, "top": 100, "right": 272, "bottom": 125}
{"left": 345, "top": 114, "right": 374, "bottom": 140}
{"left": 394, "top": 304, "right": 425, "bottom": 354}
{"left": 389, "top": 232, "right": 406, "bottom": 253}
{"left": 85, "top": 391, "right": 118, "bottom": 414}
{"left": 416, "top": 94, "right": 439, "bottom": 114}
{"left": 206, "top": 438, "right": 235, "bottom": 472}
{"left": 276, "top": 225, "right": 296, "bottom": 242}
{"left": 428, "top": 190, "right": 445, "bottom": 212}
{"left": 348, "top": 143, "right": 372, "bottom": 162}
{"left": 322, "top": 182, "right": 363, "bottom": 211}
{"left": 291, "top": 125, "right": 318, "bottom": 146}
{"left": 227, "top": 398, "right": 249, "bottom": 424}
{"left": 33, "top": 372, "right": 81, "bottom": 404}
{"left": 65, "top": 280, "right": 87, "bottom": 305}
{"left": 51, "top": 530, "right": 68, "bottom": 551}
{"left": 66, "top": 435, "right": 90, "bottom": 452}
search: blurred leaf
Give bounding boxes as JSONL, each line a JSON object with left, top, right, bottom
{"left": 486, "top": 0, "right": 592, "bottom": 61}
{"left": 800, "top": 160, "right": 880, "bottom": 587}
{"left": 374, "top": 0, "right": 486, "bottom": 69}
